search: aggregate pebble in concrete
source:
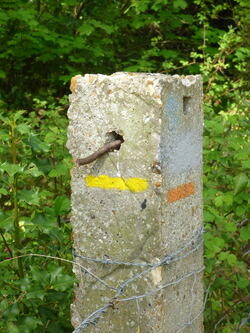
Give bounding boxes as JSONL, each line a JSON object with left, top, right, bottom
{"left": 67, "top": 72, "right": 203, "bottom": 333}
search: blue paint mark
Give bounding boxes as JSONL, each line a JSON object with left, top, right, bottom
{"left": 164, "top": 95, "right": 180, "bottom": 130}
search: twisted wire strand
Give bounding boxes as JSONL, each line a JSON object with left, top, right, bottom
{"left": 72, "top": 227, "right": 204, "bottom": 333}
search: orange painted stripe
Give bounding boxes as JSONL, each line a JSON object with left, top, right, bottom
{"left": 167, "top": 182, "right": 195, "bottom": 203}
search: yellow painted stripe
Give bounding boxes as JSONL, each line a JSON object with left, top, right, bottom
{"left": 85, "top": 175, "right": 148, "bottom": 192}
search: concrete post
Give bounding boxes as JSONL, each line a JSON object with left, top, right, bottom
{"left": 67, "top": 73, "right": 203, "bottom": 333}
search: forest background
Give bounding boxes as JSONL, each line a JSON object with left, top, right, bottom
{"left": 0, "top": 0, "right": 249, "bottom": 332}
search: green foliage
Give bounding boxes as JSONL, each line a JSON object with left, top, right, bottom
{"left": 0, "top": 98, "right": 74, "bottom": 332}
{"left": 198, "top": 14, "right": 250, "bottom": 331}
{"left": 0, "top": 0, "right": 249, "bottom": 332}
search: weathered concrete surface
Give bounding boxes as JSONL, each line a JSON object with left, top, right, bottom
{"left": 67, "top": 72, "right": 203, "bottom": 333}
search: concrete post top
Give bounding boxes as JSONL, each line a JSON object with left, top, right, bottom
{"left": 70, "top": 72, "right": 202, "bottom": 97}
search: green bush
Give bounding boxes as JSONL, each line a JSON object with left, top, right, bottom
{"left": 0, "top": 98, "right": 74, "bottom": 332}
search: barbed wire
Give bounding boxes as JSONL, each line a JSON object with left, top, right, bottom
{"left": 73, "top": 226, "right": 204, "bottom": 333}
{"left": 175, "top": 282, "right": 211, "bottom": 333}
{"left": 0, "top": 227, "right": 205, "bottom": 332}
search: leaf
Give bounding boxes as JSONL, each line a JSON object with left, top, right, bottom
{"left": 204, "top": 211, "right": 215, "bottom": 222}
{"left": 33, "top": 158, "right": 52, "bottom": 174}
{"left": 46, "top": 227, "right": 64, "bottom": 242}
{"left": 21, "top": 317, "right": 42, "bottom": 329}
{"left": 17, "top": 189, "right": 40, "bottom": 206}
{"left": 211, "top": 300, "right": 221, "bottom": 311}
{"left": 242, "top": 159, "right": 250, "bottom": 169}
{"left": 23, "top": 135, "right": 50, "bottom": 153}
{"left": 0, "top": 129, "right": 9, "bottom": 141}
{"left": 0, "top": 69, "right": 6, "bottom": 78}
{"left": 49, "top": 266, "right": 64, "bottom": 283}
{"left": 235, "top": 205, "right": 246, "bottom": 217}
{"left": 237, "top": 277, "right": 249, "bottom": 289}
{"left": 48, "top": 162, "right": 69, "bottom": 177}
{"left": 7, "top": 323, "right": 19, "bottom": 333}
{"left": 218, "top": 251, "right": 229, "bottom": 261}
{"left": 226, "top": 253, "right": 237, "bottom": 266}
{"left": 221, "top": 327, "right": 233, "bottom": 333}
{"left": 234, "top": 173, "right": 249, "bottom": 195}
{"left": 240, "top": 225, "right": 250, "bottom": 241}
{"left": 25, "top": 163, "right": 44, "bottom": 177}
{"left": 51, "top": 274, "right": 74, "bottom": 291}
{"left": 90, "top": 20, "right": 116, "bottom": 34}
{"left": 54, "top": 195, "right": 70, "bottom": 216}
{"left": 0, "top": 163, "right": 24, "bottom": 177}
{"left": 205, "top": 235, "right": 225, "bottom": 258}
{"left": 16, "top": 123, "right": 31, "bottom": 134}
{"left": 7, "top": 303, "right": 20, "bottom": 317}
{"left": 214, "top": 195, "right": 223, "bottom": 207}
{"left": 161, "top": 50, "right": 179, "bottom": 59}
{"left": 173, "top": 0, "right": 188, "bottom": 9}
{"left": 13, "top": 110, "right": 26, "bottom": 122}
{"left": 32, "top": 213, "right": 55, "bottom": 227}
{"left": 223, "top": 193, "right": 233, "bottom": 208}
{"left": 0, "top": 188, "right": 8, "bottom": 195}
{"left": 78, "top": 22, "right": 95, "bottom": 36}
{"left": 0, "top": 300, "right": 8, "bottom": 312}
{"left": 26, "top": 290, "right": 46, "bottom": 301}
{"left": 0, "top": 211, "right": 13, "bottom": 231}
{"left": 224, "top": 223, "right": 237, "bottom": 232}
{"left": 30, "top": 266, "right": 49, "bottom": 284}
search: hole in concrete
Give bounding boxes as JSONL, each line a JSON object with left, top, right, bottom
{"left": 141, "top": 199, "right": 147, "bottom": 210}
{"left": 183, "top": 96, "right": 191, "bottom": 115}
{"left": 106, "top": 131, "right": 124, "bottom": 150}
